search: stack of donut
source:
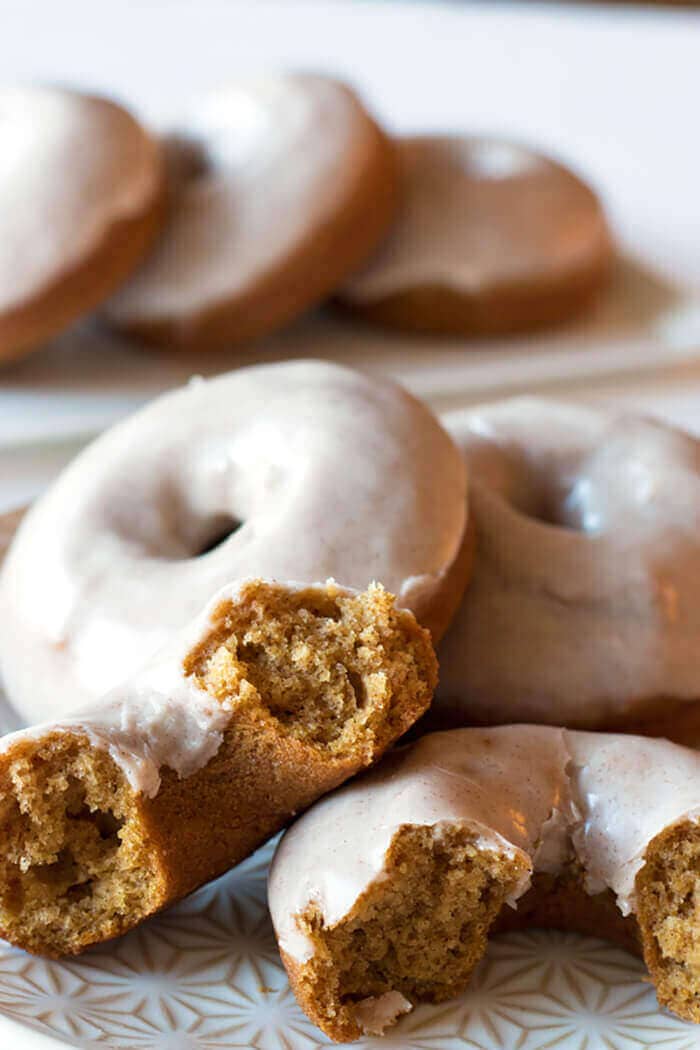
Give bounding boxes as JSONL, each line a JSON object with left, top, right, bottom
{"left": 3, "top": 361, "right": 700, "bottom": 1039}
{"left": 2, "top": 71, "right": 698, "bottom": 1050}
{"left": 1, "top": 74, "right": 613, "bottom": 364}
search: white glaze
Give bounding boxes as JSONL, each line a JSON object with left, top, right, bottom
{"left": 351, "top": 992, "right": 412, "bottom": 1036}
{"left": 569, "top": 732, "right": 700, "bottom": 912}
{"left": 0, "top": 582, "right": 242, "bottom": 797}
{"left": 436, "top": 398, "right": 700, "bottom": 727}
{"left": 341, "top": 136, "right": 610, "bottom": 302}
{"left": 0, "top": 360, "right": 466, "bottom": 723}
{"left": 0, "top": 86, "right": 160, "bottom": 312}
{"left": 106, "top": 74, "right": 378, "bottom": 325}
{"left": 268, "top": 726, "right": 700, "bottom": 980}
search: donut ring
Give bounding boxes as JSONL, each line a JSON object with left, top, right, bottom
{"left": 269, "top": 725, "right": 700, "bottom": 1039}
{"left": 436, "top": 398, "right": 700, "bottom": 731}
{"left": 338, "top": 136, "right": 613, "bottom": 335}
{"left": 0, "top": 87, "right": 165, "bottom": 363}
{"left": 0, "top": 360, "right": 469, "bottom": 723}
{"left": 104, "top": 74, "right": 398, "bottom": 350}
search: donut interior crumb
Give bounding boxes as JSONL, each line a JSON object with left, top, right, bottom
{"left": 187, "top": 580, "right": 435, "bottom": 758}
{"left": 289, "top": 825, "right": 528, "bottom": 1041}
{"left": 0, "top": 737, "right": 156, "bottom": 957}
{"left": 637, "top": 821, "right": 700, "bottom": 1022}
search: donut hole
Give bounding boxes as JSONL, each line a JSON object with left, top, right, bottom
{"left": 472, "top": 445, "right": 591, "bottom": 534}
{"left": 500, "top": 475, "right": 592, "bottom": 534}
{"left": 195, "top": 516, "right": 243, "bottom": 556}
{"left": 292, "top": 825, "right": 527, "bottom": 1041}
{"left": 0, "top": 739, "right": 160, "bottom": 956}
{"left": 637, "top": 821, "right": 700, "bottom": 1021}
{"left": 531, "top": 488, "right": 588, "bottom": 532}
{"left": 186, "top": 580, "right": 435, "bottom": 754}
{"left": 163, "top": 134, "right": 211, "bottom": 186}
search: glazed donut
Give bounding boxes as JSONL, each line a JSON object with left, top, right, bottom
{"left": 0, "top": 577, "right": 437, "bottom": 956}
{"left": 269, "top": 725, "right": 700, "bottom": 1040}
{"left": 338, "top": 136, "right": 613, "bottom": 335}
{"left": 104, "top": 74, "right": 398, "bottom": 350}
{"left": 434, "top": 398, "right": 700, "bottom": 732}
{"left": 0, "top": 86, "right": 164, "bottom": 363}
{"left": 0, "top": 360, "right": 469, "bottom": 724}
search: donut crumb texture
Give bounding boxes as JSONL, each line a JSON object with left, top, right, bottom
{"left": 287, "top": 825, "right": 527, "bottom": 1041}
{"left": 637, "top": 821, "right": 700, "bottom": 1022}
{"left": 0, "top": 738, "right": 157, "bottom": 957}
{"left": 187, "top": 580, "right": 436, "bottom": 758}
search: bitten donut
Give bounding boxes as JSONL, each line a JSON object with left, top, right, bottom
{"left": 0, "top": 578, "right": 437, "bottom": 956}
{"left": 338, "top": 136, "right": 613, "bottom": 335}
{"left": 0, "top": 360, "right": 470, "bottom": 724}
{"left": 270, "top": 725, "right": 700, "bottom": 1040}
{"left": 0, "top": 86, "right": 165, "bottom": 363}
{"left": 435, "top": 398, "right": 700, "bottom": 733}
{"left": 104, "top": 74, "right": 398, "bottom": 350}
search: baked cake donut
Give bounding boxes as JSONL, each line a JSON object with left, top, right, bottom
{"left": 435, "top": 398, "right": 700, "bottom": 733}
{"left": 0, "top": 360, "right": 469, "bottom": 724}
{"left": 0, "top": 86, "right": 164, "bottom": 363}
{"left": 0, "top": 577, "right": 436, "bottom": 956}
{"left": 270, "top": 725, "right": 700, "bottom": 1040}
{"left": 338, "top": 136, "right": 613, "bottom": 335}
{"left": 104, "top": 74, "right": 398, "bottom": 350}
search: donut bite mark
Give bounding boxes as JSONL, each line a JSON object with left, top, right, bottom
{"left": 104, "top": 74, "right": 399, "bottom": 350}
{"left": 0, "top": 87, "right": 165, "bottom": 364}
{"left": 338, "top": 136, "right": 613, "bottom": 336}
{"left": 269, "top": 727, "right": 700, "bottom": 1040}
{"left": 0, "top": 579, "right": 436, "bottom": 957}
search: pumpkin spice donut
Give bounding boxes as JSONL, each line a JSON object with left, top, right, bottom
{"left": 0, "top": 360, "right": 470, "bottom": 724}
{"left": 0, "top": 577, "right": 437, "bottom": 956}
{"left": 269, "top": 725, "right": 700, "bottom": 1041}
{"left": 338, "top": 136, "right": 613, "bottom": 335}
{"left": 104, "top": 74, "right": 398, "bottom": 350}
{"left": 0, "top": 86, "right": 165, "bottom": 363}
{"left": 435, "top": 398, "right": 700, "bottom": 738}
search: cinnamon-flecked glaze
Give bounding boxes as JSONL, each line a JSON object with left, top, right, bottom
{"left": 0, "top": 86, "right": 164, "bottom": 362}
{"left": 338, "top": 136, "right": 612, "bottom": 334}
{"left": 436, "top": 398, "right": 700, "bottom": 728}
{"left": 0, "top": 361, "right": 468, "bottom": 723}
{"left": 0, "top": 580, "right": 252, "bottom": 799}
{"left": 269, "top": 725, "right": 700, "bottom": 961}
{"left": 105, "top": 74, "right": 398, "bottom": 349}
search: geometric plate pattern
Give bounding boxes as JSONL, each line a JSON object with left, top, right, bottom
{"left": 1, "top": 837, "right": 700, "bottom": 1050}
